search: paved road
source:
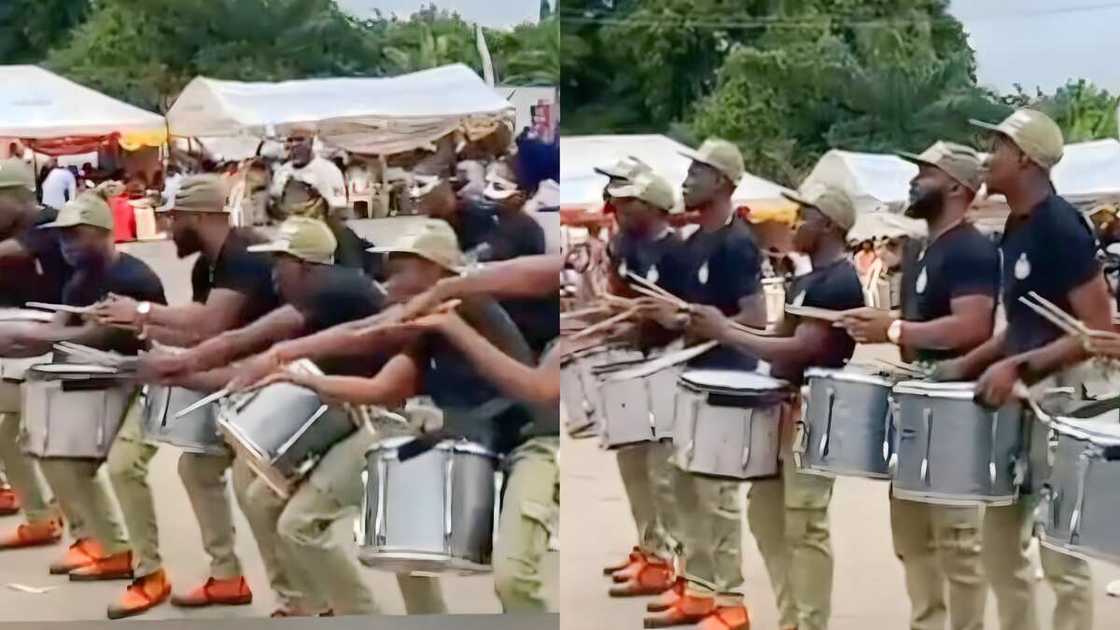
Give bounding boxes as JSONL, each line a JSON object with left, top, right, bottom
{"left": 559, "top": 345, "right": 1120, "bottom": 630}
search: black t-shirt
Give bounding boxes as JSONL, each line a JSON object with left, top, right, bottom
{"left": 1, "top": 206, "right": 69, "bottom": 306}
{"left": 190, "top": 228, "right": 281, "bottom": 326}
{"left": 454, "top": 202, "right": 499, "bottom": 257}
{"left": 290, "top": 265, "right": 387, "bottom": 377}
{"left": 673, "top": 217, "right": 763, "bottom": 370}
{"left": 900, "top": 223, "right": 1000, "bottom": 363}
{"left": 415, "top": 297, "right": 553, "bottom": 454}
{"left": 608, "top": 228, "right": 691, "bottom": 352}
{"left": 1000, "top": 194, "right": 1101, "bottom": 355}
{"left": 328, "top": 220, "right": 383, "bottom": 280}
{"left": 774, "top": 259, "right": 865, "bottom": 384}
{"left": 63, "top": 253, "right": 167, "bottom": 355}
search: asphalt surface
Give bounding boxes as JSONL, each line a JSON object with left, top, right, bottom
{"left": 559, "top": 344, "right": 1120, "bottom": 630}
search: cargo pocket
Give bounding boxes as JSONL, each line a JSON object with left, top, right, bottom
{"left": 521, "top": 497, "right": 560, "bottom": 553}
{"left": 784, "top": 470, "right": 834, "bottom": 510}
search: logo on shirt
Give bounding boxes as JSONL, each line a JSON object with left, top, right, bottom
{"left": 916, "top": 267, "right": 927, "bottom": 294}
{"left": 1014, "top": 253, "right": 1031, "bottom": 281}
{"left": 697, "top": 261, "right": 710, "bottom": 285}
{"left": 792, "top": 290, "right": 807, "bottom": 306}
{"left": 646, "top": 265, "right": 659, "bottom": 284}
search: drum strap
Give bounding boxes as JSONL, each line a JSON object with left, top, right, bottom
{"left": 61, "top": 378, "right": 123, "bottom": 392}
{"left": 397, "top": 398, "right": 517, "bottom": 462}
{"left": 1066, "top": 395, "right": 1120, "bottom": 419}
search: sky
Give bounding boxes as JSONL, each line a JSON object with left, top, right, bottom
{"left": 339, "top": 0, "right": 542, "bottom": 29}
{"left": 949, "top": 0, "right": 1120, "bottom": 93}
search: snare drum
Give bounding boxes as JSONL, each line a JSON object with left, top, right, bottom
{"left": 359, "top": 436, "right": 501, "bottom": 575}
{"left": 560, "top": 343, "right": 642, "bottom": 435}
{"left": 141, "top": 385, "right": 226, "bottom": 455}
{"left": 1037, "top": 416, "right": 1120, "bottom": 564}
{"left": 672, "top": 370, "right": 790, "bottom": 480}
{"left": 590, "top": 355, "right": 683, "bottom": 448}
{"left": 891, "top": 381, "right": 1026, "bottom": 506}
{"left": 217, "top": 362, "right": 356, "bottom": 498}
{"left": 20, "top": 364, "right": 133, "bottom": 459}
{"left": 797, "top": 368, "right": 894, "bottom": 479}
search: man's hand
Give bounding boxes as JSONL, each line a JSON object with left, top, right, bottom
{"left": 686, "top": 304, "right": 732, "bottom": 342}
{"left": 839, "top": 309, "right": 894, "bottom": 344}
{"left": 397, "top": 282, "right": 450, "bottom": 322}
{"left": 976, "top": 358, "right": 1021, "bottom": 408}
{"left": 1085, "top": 331, "right": 1120, "bottom": 359}
{"left": 89, "top": 294, "right": 140, "bottom": 327}
{"left": 927, "top": 359, "right": 965, "bottom": 382}
{"left": 634, "top": 298, "right": 687, "bottom": 330}
{"left": 227, "top": 349, "right": 286, "bottom": 392}
{"left": 137, "top": 349, "right": 195, "bottom": 384}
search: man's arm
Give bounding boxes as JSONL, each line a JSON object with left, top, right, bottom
{"left": 693, "top": 306, "right": 833, "bottom": 370}
{"left": 285, "top": 352, "right": 422, "bottom": 406}
{"left": 1011, "top": 274, "right": 1113, "bottom": 380}
{"left": 733, "top": 293, "right": 768, "bottom": 329}
{"left": 173, "top": 305, "right": 306, "bottom": 374}
{"left": 0, "top": 315, "right": 126, "bottom": 358}
{"left": 93, "top": 290, "right": 252, "bottom": 346}
{"left": 399, "top": 254, "right": 562, "bottom": 320}
{"left": 0, "top": 238, "right": 29, "bottom": 261}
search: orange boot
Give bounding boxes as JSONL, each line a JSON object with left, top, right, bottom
{"left": 50, "top": 538, "right": 106, "bottom": 574}
{"left": 647, "top": 577, "right": 685, "bottom": 612}
{"left": 0, "top": 519, "right": 62, "bottom": 549}
{"left": 609, "top": 560, "right": 675, "bottom": 597}
{"left": 107, "top": 568, "right": 171, "bottom": 619}
{"left": 643, "top": 593, "right": 717, "bottom": 628}
{"left": 69, "top": 551, "right": 134, "bottom": 582}
{"left": 170, "top": 576, "right": 253, "bottom": 608}
{"left": 603, "top": 547, "right": 642, "bottom": 575}
{"left": 697, "top": 604, "right": 751, "bottom": 630}
{"left": 0, "top": 488, "right": 20, "bottom": 516}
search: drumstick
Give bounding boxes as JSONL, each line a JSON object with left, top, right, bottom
{"left": 784, "top": 304, "right": 861, "bottom": 322}
{"left": 25, "top": 302, "right": 93, "bottom": 315}
{"left": 173, "top": 387, "right": 230, "bottom": 419}
{"left": 626, "top": 271, "right": 687, "bottom": 307}
{"left": 1024, "top": 292, "right": 1093, "bottom": 336}
{"left": 560, "top": 306, "right": 608, "bottom": 321}
{"left": 1012, "top": 381, "right": 1051, "bottom": 424}
{"left": 602, "top": 340, "right": 719, "bottom": 382}
{"left": 629, "top": 284, "right": 688, "bottom": 309}
{"left": 1018, "top": 297, "right": 1087, "bottom": 339}
{"left": 568, "top": 307, "right": 638, "bottom": 341}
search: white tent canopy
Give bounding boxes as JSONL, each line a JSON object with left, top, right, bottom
{"left": 166, "top": 64, "right": 513, "bottom": 155}
{"left": 0, "top": 66, "right": 165, "bottom": 138}
{"left": 798, "top": 149, "right": 919, "bottom": 215}
{"left": 561, "top": 134, "right": 792, "bottom": 209}
{"left": 1051, "top": 139, "right": 1120, "bottom": 203}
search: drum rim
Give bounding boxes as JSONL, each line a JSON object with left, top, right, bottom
{"left": 1049, "top": 417, "right": 1120, "bottom": 444}
{"left": 367, "top": 435, "right": 499, "bottom": 458}
{"left": 678, "top": 369, "right": 789, "bottom": 391}
{"left": 892, "top": 380, "right": 988, "bottom": 400}
{"left": 591, "top": 358, "right": 650, "bottom": 376}
{"left": 567, "top": 342, "right": 638, "bottom": 361}
{"left": 804, "top": 367, "right": 893, "bottom": 387}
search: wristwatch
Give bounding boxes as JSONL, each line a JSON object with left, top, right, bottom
{"left": 887, "top": 319, "right": 903, "bottom": 345}
{"left": 136, "top": 301, "right": 152, "bottom": 327}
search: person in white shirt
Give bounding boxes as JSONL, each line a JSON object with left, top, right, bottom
{"left": 41, "top": 162, "right": 77, "bottom": 209}
{"left": 270, "top": 132, "right": 346, "bottom": 215}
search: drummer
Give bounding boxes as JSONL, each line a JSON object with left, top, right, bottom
{"left": 139, "top": 216, "right": 408, "bottom": 617}
{"left": 0, "top": 158, "right": 69, "bottom": 552}
{"left": 634, "top": 138, "right": 766, "bottom": 630}
{"left": 88, "top": 175, "right": 281, "bottom": 609}
{"left": 686, "top": 185, "right": 865, "bottom": 630}
{"left": 938, "top": 109, "right": 1109, "bottom": 630}
{"left": 0, "top": 189, "right": 171, "bottom": 619}
{"left": 239, "top": 219, "right": 556, "bottom": 612}
{"left": 840, "top": 142, "right": 997, "bottom": 630}
{"left": 598, "top": 170, "right": 687, "bottom": 598}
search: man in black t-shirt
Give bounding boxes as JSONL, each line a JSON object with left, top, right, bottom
{"left": 0, "top": 190, "right": 174, "bottom": 619}
{"left": 89, "top": 175, "right": 280, "bottom": 610}
{"left": 841, "top": 142, "right": 997, "bottom": 630}
{"left": 636, "top": 139, "right": 764, "bottom": 630}
{"left": 411, "top": 171, "right": 497, "bottom": 256}
{"left": 685, "top": 185, "right": 864, "bottom": 630}
{"left": 0, "top": 158, "right": 71, "bottom": 555}
{"left": 939, "top": 109, "right": 1107, "bottom": 630}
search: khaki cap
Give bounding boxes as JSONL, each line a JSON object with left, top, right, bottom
{"left": 368, "top": 218, "right": 463, "bottom": 273}
{"left": 40, "top": 192, "right": 114, "bottom": 231}
{"left": 970, "top": 109, "right": 1064, "bottom": 169}
{"left": 170, "top": 174, "right": 229, "bottom": 213}
{"left": 247, "top": 216, "right": 337, "bottom": 264}
{"left": 605, "top": 171, "right": 678, "bottom": 213}
{"left": 680, "top": 138, "right": 744, "bottom": 184}
{"left": 0, "top": 158, "right": 35, "bottom": 191}
{"left": 782, "top": 187, "right": 857, "bottom": 234}
{"left": 594, "top": 156, "right": 652, "bottom": 181}
{"left": 899, "top": 141, "right": 984, "bottom": 191}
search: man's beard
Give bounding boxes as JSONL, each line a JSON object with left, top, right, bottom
{"left": 905, "top": 185, "right": 945, "bottom": 221}
{"left": 172, "top": 229, "right": 203, "bottom": 259}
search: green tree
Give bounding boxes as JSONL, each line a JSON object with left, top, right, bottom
{"left": 1029, "top": 80, "right": 1120, "bottom": 144}
{"left": 0, "top": 0, "right": 91, "bottom": 64}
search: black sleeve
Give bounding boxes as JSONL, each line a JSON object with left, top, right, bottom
{"left": 1041, "top": 204, "right": 1101, "bottom": 293}
{"left": 943, "top": 236, "right": 1000, "bottom": 300}
{"left": 111, "top": 260, "right": 167, "bottom": 305}
{"left": 212, "top": 249, "right": 274, "bottom": 299}
{"left": 298, "top": 276, "right": 383, "bottom": 333}
{"left": 723, "top": 234, "right": 763, "bottom": 303}
{"left": 803, "top": 266, "right": 865, "bottom": 311}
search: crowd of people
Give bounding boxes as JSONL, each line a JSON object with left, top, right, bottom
{"left": 0, "top": 124, "right": 560, "bottom": 620}
{"left": 562, "top": 108, "right": 1120, "bottom": 630}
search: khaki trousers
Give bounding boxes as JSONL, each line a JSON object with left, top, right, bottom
{"left": 616, "top": 441, "right": 673, "bottom": 560}
{"left": 647, "top": 439, "right": 681, "bottom": 563}
{"left": 493, "top": 436, "right": 559, "bottom": 612}
{"left": 890, "top": 496, "right": 985, "bottom": 630}
{"left": 178, "top": 450, "right": 242, "bottom": 579}
{"left": 747, "top": 464, "right": 835, "bottom": 630}
{"left": 670, "top": 462, "right": 744, "bottom": 604}
{"left": 0, "top": 385, "right": 57, "bottom": 524}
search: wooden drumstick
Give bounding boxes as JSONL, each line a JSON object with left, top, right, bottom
{"left": 568, "top": 307, "right": 638, "bottom": 342}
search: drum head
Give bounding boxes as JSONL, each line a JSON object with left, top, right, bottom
{"left": 892, "top": 380, "right": 978, "bottom": 399}
{"left": 31, "top": 363, "right": 120, "bottom": 375}
{"left": 1052, "top": 417, "right": 1120, "bottom": 445}
{"left": 366, "top": 435, "right": 498, "bottom": 459}
{"left": 804, "top": 367, "right": 893, "bottom": 387}
{"left": 680, "top": 369, "right": 787, "bottom": 393}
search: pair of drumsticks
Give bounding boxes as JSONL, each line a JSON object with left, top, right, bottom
{"left": 621, "top": 272, "right": 780, "bottom": 338}
{"left": 1017, "top": 291, "right": 1120, "bottom": 345}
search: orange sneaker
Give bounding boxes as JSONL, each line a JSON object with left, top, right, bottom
{"left": 50, "top": 538, "right": 106, "bottom": 574}
{"left": 611, "top": 556, "right": 646, "bottom": 583}
{"left": 69, "top": 551, "right": 133, "bottom": 582}
{"left": 603, "top": 547, "right": 642, "bottom": 575}
{"left": 0, "top": 488, "right": 20, "bottom": 516}
{"left": 643, "top": 594, "right": 717, "bottom": 628}
{"left": 697, "top": 604, "right": 751, "bottom": 630}
{"left": 647, "top": 577, "right": 685, "bottom": 612}
{"left": 0, "top": 519, "right": 62, "bottom": 549}
{"left": 609, "top": 560, "right": 675, "bottom": 597}
{"left": 107, "top": 569, "right": 171, "bottom": 619}
{"left": 170, "top": 576, "right": 253, "bottom": 608}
